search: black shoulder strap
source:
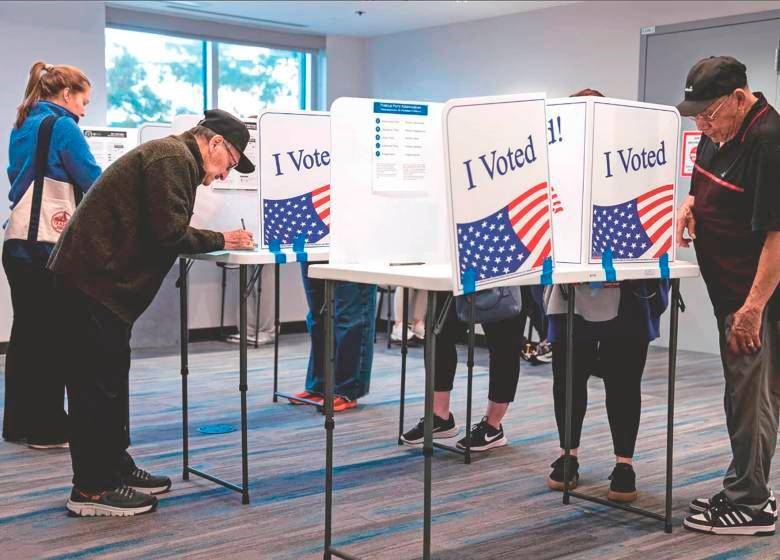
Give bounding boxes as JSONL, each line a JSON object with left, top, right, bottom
{"left": 27, "top": 115, "right": 58, "bottom": 242}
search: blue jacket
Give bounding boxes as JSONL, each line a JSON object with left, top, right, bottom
{"left": 5, "top": 101, "right": 101, "bottom": 260}
{"left": 547, "top": 279, "right": 670, "bottom": 342}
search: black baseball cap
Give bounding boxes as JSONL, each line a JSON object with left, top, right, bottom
{"left": 197, "top": 109, "right": 255, "bottom": 173}
{"left": 676, "top": 56, "right": 747, "bottom": 116}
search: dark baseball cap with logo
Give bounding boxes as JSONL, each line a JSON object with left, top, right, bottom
{"left": 197, "top": 109, "right": 255, "bottom": 173}
{"left": 676, "top": 56, "right": 747, "bottom": 116}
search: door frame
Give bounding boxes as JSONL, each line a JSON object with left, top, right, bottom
{"left": 638, "top": 9, "right": 780, "bottom": 101}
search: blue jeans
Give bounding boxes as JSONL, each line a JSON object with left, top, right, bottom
{"left": 299, "top": 264, "right": 377, "bottom": 400}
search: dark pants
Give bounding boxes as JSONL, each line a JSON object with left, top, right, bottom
{"left": 299, "top": 264, "right": 377, "bottom": 400}
{"left": 718, "top": 310, "right": 780, "bottom": 514}
{"left": 60, "top": 286, "right": 132, "bottom": 491}
{"left": 2, "top": 251, "right": 68, "bottom": 444}
{"left": 552, "top": 336, "right": 649, "bottom": 458}
{"left": 435, "top": 302, "right": 524, "bottom": 404}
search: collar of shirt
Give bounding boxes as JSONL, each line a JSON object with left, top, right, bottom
{"left": 31, "top": 100, "right": 79, "bottom": 123}
{"left": 180, "top": 131, "right": 206, "bottom": 186}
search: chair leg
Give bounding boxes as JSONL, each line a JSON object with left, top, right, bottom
{"left": 386, "top": 285, "right": 392, "bottom": 349}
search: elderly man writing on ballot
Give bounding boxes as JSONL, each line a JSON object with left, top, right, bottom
{"left": 675, "top": 56, "right": 780, "bottom": 536}
{"left": 48, "top": 109, "right": 255, "bottom": 517}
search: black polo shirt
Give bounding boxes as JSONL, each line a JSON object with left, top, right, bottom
{"left": 690, "top": 92, "right": 780, "bottom": 320}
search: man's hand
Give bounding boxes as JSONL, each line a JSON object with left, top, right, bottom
{"left": 727, "top": 304, "right": 763, "bottom": 355}
{"left": 223, "top": 229, "right": 254, "bottom": 250}
{"left": 675, "top": 195, "right": 697, "bottom": 248}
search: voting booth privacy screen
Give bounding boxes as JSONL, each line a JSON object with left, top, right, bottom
{"left": 546, "top": 97, "right": 681, "bottom": 266}
{"left": 443, "top": 94, "right": 552, "bottom": 295}
{"left": 329, "top": 98, "right": 449, "bottom": 267}
{"left": 258, "top": 110, "right": 331, "bottom": 251}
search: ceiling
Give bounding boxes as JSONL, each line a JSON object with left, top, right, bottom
{"left": 107, "top": 1, "right": 579, "bottom": 38}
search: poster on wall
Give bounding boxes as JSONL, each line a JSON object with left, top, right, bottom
{"left": 81, "top": 127, "right": 137, "bottom": 170}
{"left": 589, "top": 101, "right": 680, "bottom": 263}
{"left": 371, "top": 101, "right": 429, "bottom": 194}
{"left": 443, "top": 94, "right": 552, "bottom": 295}
{"left": 258, "top": 110, "right": 331, "bottom": 250}
{"left": 214, "top": 119, "right": 259, "bottom": 190}
{"left": 681, "top": 130, "right": 702, "bottom": 177}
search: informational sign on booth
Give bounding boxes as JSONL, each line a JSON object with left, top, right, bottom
{"left": 81, "top": 127, "right": 137, "bottom": 170}
{"left": 681, "top": 130, "right": 702, "bottom": 177}
{"left": 371, "top": 101, "right": 430, "bottom": 194}
{"left": 214, "top": 120, "right": 259, "bottom": 190}
{"left": 258, "top": 111, "right": 331, "bottom": 249}
{"left": 442, "top": 94, "right": 552, "bottom": 295}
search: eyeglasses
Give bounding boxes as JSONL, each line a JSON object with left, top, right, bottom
{"left": 221, "top": 140, "right": 239, "bottom": 170}
{"left": 688, "top": 94, "right": 731, "bottom": 123}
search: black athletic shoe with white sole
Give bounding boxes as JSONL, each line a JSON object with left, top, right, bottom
{"left": 690, "top": 490, "right": 777, "bottom": 519}
{"left": 456, "top": 417, "right": 507, "bottom": 452}
{"left": 66, "top": 485, "right": 158, "bottom": 517}
{"left": 684, "top": 499, "right": 776, "bottom": 536}
{"left": 122, "top": 466, "right": 172, "bottom": 495}
{"left": 401, "top": 413, "right": 459, "bottom": 445}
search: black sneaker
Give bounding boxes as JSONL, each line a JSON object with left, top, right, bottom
{"left": 607, "top": 463, "right": 637, "bottom": 503}
{"left": 456, "top": 417, "right": 507, "bottom": 452}
{"left": 547, "top": 455, "right": 579, "bottom": 491}
{"left": 122, "top": 466, "right": 172, "bottom": 495}
{"left": 401, "top": 413, "right": 459, "bottom": 445}
{"left": 66, "top": 485, "right": 158, "bottom": 517}
{"left": 691, "top": 491, "right": 778, "bottom": 519}
{"left": 684, "top": 498, "right": 776, "bottom": 536}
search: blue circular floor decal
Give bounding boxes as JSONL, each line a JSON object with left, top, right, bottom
{"left": 197, "top": 424, "right": 236, "bottom": 435}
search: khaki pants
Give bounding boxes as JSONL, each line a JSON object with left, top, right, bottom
{"left": 718, "top": 309, "right": 780, "bottom": 514}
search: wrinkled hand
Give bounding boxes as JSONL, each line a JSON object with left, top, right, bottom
{"left": 675, "top": 196, "right": 697, "bottom": 248}
{"left": 727, "top": 305, "right": 762, "bottom": 355}
{"left": 223, "top": 229, "right": 254, "bottom": 250}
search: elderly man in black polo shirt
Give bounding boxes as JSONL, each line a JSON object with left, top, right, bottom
{"left": 675, "top": 57, "right": 780, "bottom": 536}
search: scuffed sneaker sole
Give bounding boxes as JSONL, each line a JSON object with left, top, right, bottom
{"left": 66, "top": 500, "right": 157, "bottom": 517}
{"left": 608, "top": 489, "right": 638, "bottom": 503}
{"left": 128, "top": 483, "right": 171, "bottom": 495}
{"left": 683, "top": 517, "right": 775, "bottom": 536}
{"left": 547, "top": 477, "right": 578, "bottom": 492}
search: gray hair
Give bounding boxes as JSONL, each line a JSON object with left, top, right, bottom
{"left": 190, "top": 125, "right": 217, "bottom": 141}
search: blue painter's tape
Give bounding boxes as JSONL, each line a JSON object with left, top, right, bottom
{"left": 275, "top": 252, "right": 287, "bottom": 264}
{"left": 296, "top": 252, "right": 308, "bottom": 263}
{"left": 540, "top": 256, "right": 553, "bottom": 285}
{"left": 268, "top": 238, "right": 287, "bottom": 263}
{"left": 197, "top": 424, "right": 235, "bottom": 435}
{"left": 659, "top": 252, "right": 670, "bottom": 279}
{"left": 293, "top": 233, "right": 308, "bottom": 263}
{"left": 462, "top": 268, "right": 476, "bottom": 295}
{"left": 601, "top": 248, "right": 616, "bottom": 282}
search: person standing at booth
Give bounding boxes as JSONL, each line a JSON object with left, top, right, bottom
{"left": 544, "top": 88, "right": 670, "bottom": 504}
{"left": 48, "top": 109, "right": 255, "bottom": 517}
{"left": 3, "top": 61, "right": 102, "bottom": 449}
{"left": 675, "top": 57, "right": 780, "bottom": 536}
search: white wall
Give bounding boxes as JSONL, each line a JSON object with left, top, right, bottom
{"left": 364, "top": 0, "right": 780, "bottom": 354}
{"left": 325, "top": 35, "right": 369, "bottom": 107}
{"left": 0, "top": 1, "right": 107, "bottom": 342}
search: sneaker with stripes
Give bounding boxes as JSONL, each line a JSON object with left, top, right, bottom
{"left": 684, "top": 498, "right": 776, "bottom": 536}
{"left": 690, "top": 490, "right": 777, "bottom": 519}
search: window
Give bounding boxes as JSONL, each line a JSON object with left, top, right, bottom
{"left": 106, "top": 27, "right": 312, "bottom": 127}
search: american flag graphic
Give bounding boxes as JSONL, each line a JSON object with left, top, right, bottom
{"left": 591, "top": 183, "right": 674, "bottom": 260}
{"left": 457, "top": 181, "right": 553, "bottom": 281}
{"left": 550, "top": 185, "right": 563, "bottom": 214}
{"left": 263, "top": 184, "right": 330, "bottom": 246}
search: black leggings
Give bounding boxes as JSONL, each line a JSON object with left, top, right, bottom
{"left": 434, "top": 300, "right": 524, "bottom": 404}
{"left": 552, "top": 336, "right": 649, "bottom": 458}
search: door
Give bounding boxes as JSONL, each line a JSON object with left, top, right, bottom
{"left": 640, "top": 11, "right": 780, "bottom": 354}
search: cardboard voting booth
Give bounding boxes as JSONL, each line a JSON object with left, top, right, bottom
{"left": 546, "top": 97, "right": 681, "bottom": 266}
{"left": 442, "top": 93, "right": 552, "bottom": 295}
{"left": 329, "top": 98, "right": 449, "bottom": 267}
{"left": 257, "top": 110, "right": 331, "bottom": 251}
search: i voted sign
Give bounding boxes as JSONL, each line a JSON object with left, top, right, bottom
{"left": 589, "top": 101, "right": 680, "bottom": 263}
{"left": 258, "top": 111, "right": 331, "bottom": 249}
{"left": 443, "top": 94, "right": 552, "bottom": 295}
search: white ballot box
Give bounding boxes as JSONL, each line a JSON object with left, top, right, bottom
{"left": 546, "top": 97, "right": 680, "bottom": 266}
{"left": 329, "top": 98, "right": 449, "bottom": 267}
{"left": 442, "top": 93, "right": 552, "bottom": 295}
{"left": 81, "top": 126, "right": 137, "bottom": 170}
{"left": 257, "top": 110, "right": 331, "bottom": 251}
